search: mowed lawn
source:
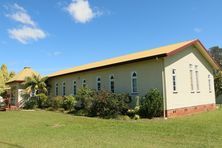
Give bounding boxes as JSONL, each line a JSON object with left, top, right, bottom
{"left": 1, "top": 109, "right": 222, "bottom": 148}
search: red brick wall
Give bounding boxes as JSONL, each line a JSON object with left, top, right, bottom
{"left": 166, "top": 103, "right": 216, "bottom": 118}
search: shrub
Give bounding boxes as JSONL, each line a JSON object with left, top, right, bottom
{"left": 23, "top": 96, "right": 38, "bottom": 109}
{"left": 75, "top": 87, "right": 95, "bottom": 112}
{"left": 45, "top": 107, "right": 54, "bottom": 111}
{"left": 74, "top": 88, "right": 130, "bottom": 118}
{"left": 58, "top": 108, "right": 65, "bottom": 113}
{"left": 49, "top": 96, "right": 64, "bottom": 110}
{"left": 62, "top": 95, "right": 77, "bottom": 111}
{"left": 36, "top": 93, "right": 48, "bottom": 109}
{"left": 139, "top": 88, "right": 163, "bottom": 118}
{"left": 89, "top": 91, "right": 129, "bottom": 118}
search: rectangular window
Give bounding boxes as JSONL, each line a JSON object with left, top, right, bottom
{"left": 195, "top": 65, "right": 200, "bottom": 92}
{"left": 82, "top": 79, "right": 86, "bottom": 88}
{"left": 208, "top": 75, "right": 212, "bottom": 93}
{"left": 110, "top": 81, "right": 114, "bottom": 93}
{"left": 189, "top": 64, "right": 194, "bottom": 92}
{"left": 62, "top": 82, "right": 66, "bottom": 96}
{"left": 73, "top": 81, "right": 77, "bottom": 95}
{"left": 172, "top": 69, "right": 177, "bottom": 92}
{"left": 55, "top": 83, "right": 58, "bottom": 96}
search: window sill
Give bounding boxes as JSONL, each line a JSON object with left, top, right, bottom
{"left": 191, "top": 91, "right": 195, "bottom": 94}
{"left": 173, "top": 91, "right": 178, "bottom": 94}
{"left": 196, "top": 91, "right": 200, "bottom": 93}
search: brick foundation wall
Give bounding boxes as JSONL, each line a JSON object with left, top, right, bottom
{"left": 166, "top": 103, "right": 216, "bottom": 118}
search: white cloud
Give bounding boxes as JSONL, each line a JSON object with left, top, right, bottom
{"left": 66, "top": 0, "right": 101, "bottom": 23}
{"left": 8, "top": 11, "right": 36, "bottom": 26}
{"left": 5, "top": 3, "right": 46, "bottom": 44}
{"left": 6, "top": 3, "right": 35, "bottom": 26}
{"left": 8, "top": 26, "right": 46, "bottom": 44}
{"left": 194, "top": 27, "right": 203, "bottom": 33}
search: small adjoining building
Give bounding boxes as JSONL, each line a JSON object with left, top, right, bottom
{"left": 47, "top": 39, "right": 220, "bottom": 118}
{"left": 6, "top": 67, "right": 37, "bottom": 108}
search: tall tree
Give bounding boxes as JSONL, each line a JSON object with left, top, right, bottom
{"left": 209, "top": 46, "right": 222, "bottom": 98}
{"left": 214, "top": 71, "right": 222, "bottom": 97}
{"left": 209, "top": 46, "right": 222, "bottom": 68}
{"left": 0, "top": 71, "right": 5, "bottom": 94}
{"left": 1, "top": 64, "right": 9, "bottom": 82}
{"left": 23, "top": 74, "right": 48, "bottom": 95}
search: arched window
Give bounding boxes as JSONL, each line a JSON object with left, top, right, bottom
{"left": 131, "top": 72, "right": 138, "bottom": 93}
{"left": 110, "top": 75, "right": 115, "bottom": 93}
{"left": 82, "top": 79, "right": 86, "bottom": 88}
{"left": 96, "top": 77, "right": 101, "bottom": 91}
{"left": 62, "top": 82, "right": 66, "bottom": 96}
{"left": 73, "top": 81, "right": 77, "bottom": 95}
{"left": 55, "top": 83, "right": 58, "bottom": 96}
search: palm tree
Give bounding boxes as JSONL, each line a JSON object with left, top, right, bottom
{"left": 23, "top": 74, "right": 48, "bottom": 96}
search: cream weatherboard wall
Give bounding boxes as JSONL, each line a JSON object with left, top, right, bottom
{"left": 48, "top": 59, "right": 164, "bottom": 101}
{"left": 164, "top": 45, "right": 216, "bottom": 110}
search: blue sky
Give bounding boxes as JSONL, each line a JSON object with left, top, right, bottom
{"left": 0, "top": 0, "right": 222, "bottom": 75}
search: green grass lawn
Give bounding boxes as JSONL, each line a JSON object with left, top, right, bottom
{"left": 0, "top": 109, "right": 222, "bottom": 148}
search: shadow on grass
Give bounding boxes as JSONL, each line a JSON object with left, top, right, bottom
{"left": 0, "top": 141, "right": 24, "bottom": 148}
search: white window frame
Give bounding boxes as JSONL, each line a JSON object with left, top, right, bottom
{"left": 208, "top": 75, "right": 212, "bottom": 93}
{"left": 172, "top": 69, "right": 177, "bottom": 93}
{"left": 55, "top": 83, "right": 59, "bottom": 96}
{"left": 62, "top": 82, "right": 66, "bottom": 96}
{"left": 189, "top": 64, "right": 194, "bottom": 93}
{"left": 96, "top": 76, "right": 101, "bottom": 91}
{"left": 82, "top": 79, "right": 86, "bottom": 88}
{"left": 109, "top": 74, "right": 115, "bottom": 93}
{"left": 195, "top": 65, "right": 200, "bottom": 92}
{"left": 131, "top": 71, "right": 138, "bottom": 94}
{"left": 73, "top": 80, "right": 77, "bottom": 95}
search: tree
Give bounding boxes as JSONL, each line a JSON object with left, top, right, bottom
{"left": 215, "top": 71, "right": 222, "bottom": 97}
{"left": 0, "top": 71, "right": 5, "bottom": 94}
{"left": 209, "top": 46, "right": 222, "bottom": 97}
{"left": 1, "top": 64, "right": 9, "bottom": 82}
{"left": 23, "top": 74, "right": 48, "bottom": 96}
{"left": 209, "top": 46, "right": 222, "bottom": 68}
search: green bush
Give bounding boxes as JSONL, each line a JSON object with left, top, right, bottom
{"left": 74, "top": 88, "right": 130, "bottom": 118}
{"left": 24, "top": 96, "right": 38, "bottom": 109}
{"left": 139, "top": 88, "right": 163, "bottom": 119}
{"left": 45, "top": 107, "right": 54, "bottom": 111}
{"left": 36, "top": 93, "right": 48, "bottom": 109}
{"left": 62, "top": 95, "right": 77, "bottom": 111}
{"left": 75, "top": 87, "right": 95, "bottom": 112}
{"left": 49, "top": 96, "right": 64, "bottom": 110}
{"left": 57, "top": 108, "right": 65, "bottom": 113}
